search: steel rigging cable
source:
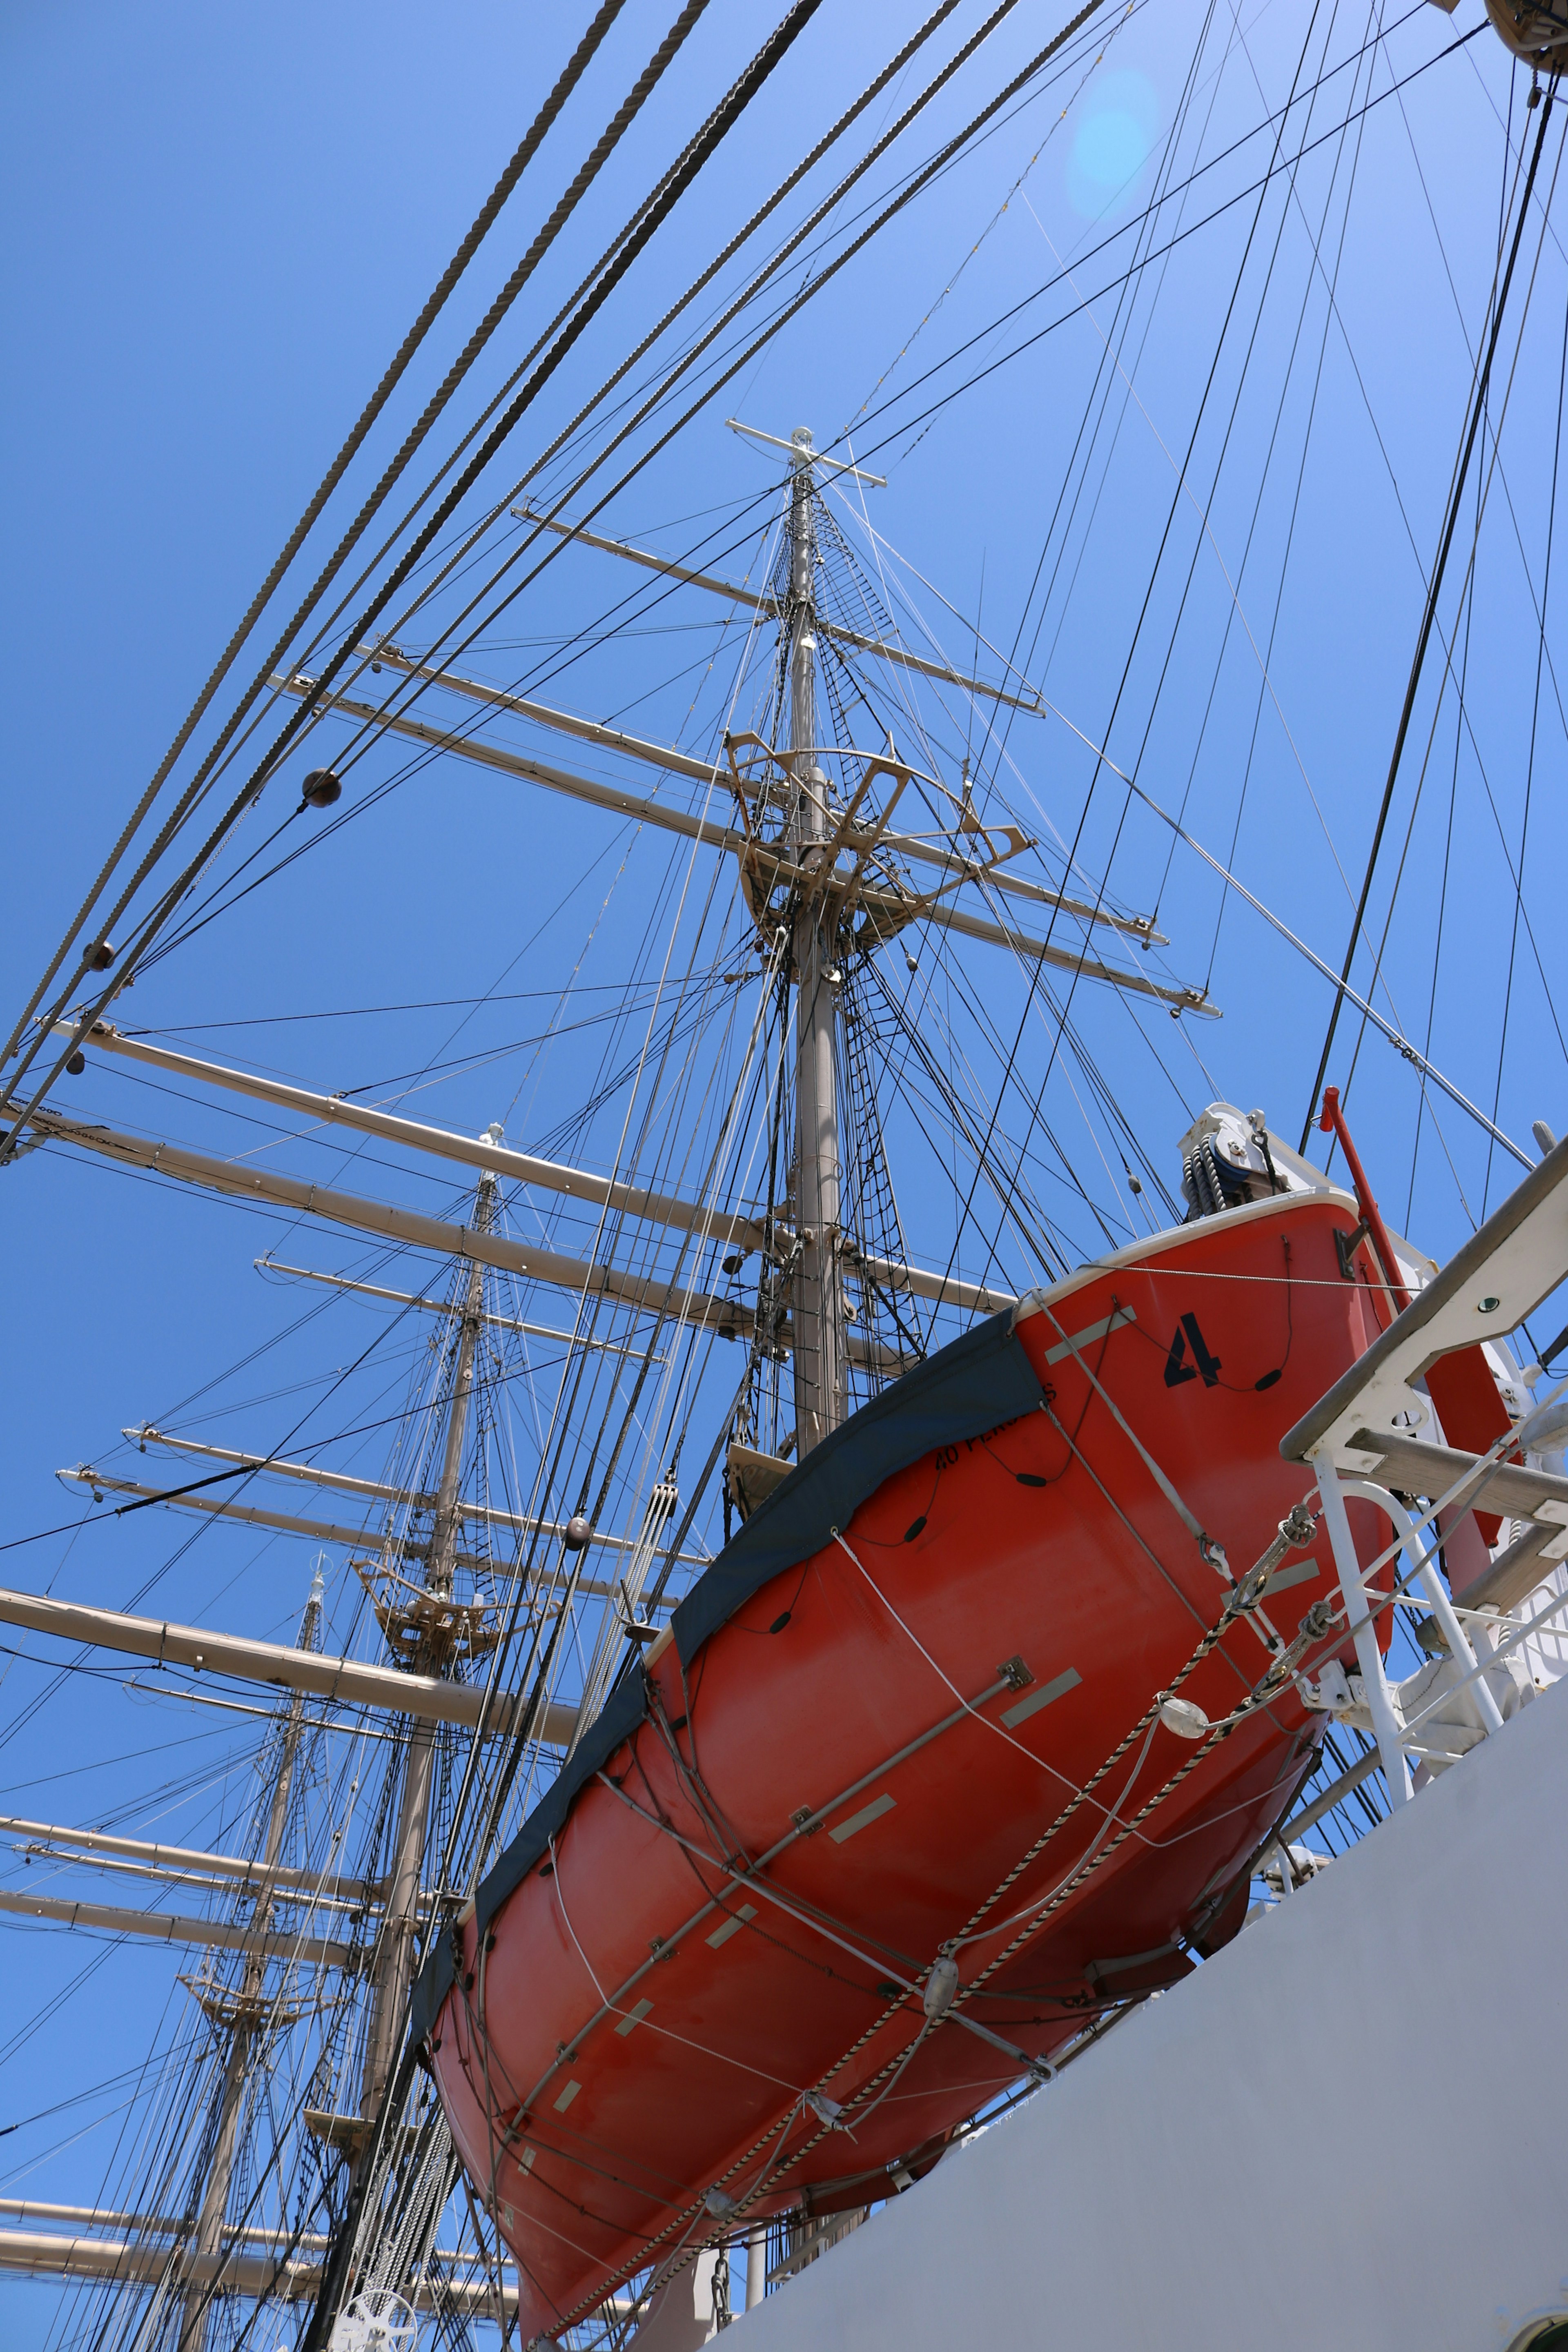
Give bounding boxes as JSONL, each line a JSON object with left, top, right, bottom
{"left": 315, "top": 0, "right": 1120, "bottom": 869}
{"left": 241, "top": 0, "right": 1108, "bottom": 898}
{"left": 1299, "top": 80, "right": 1561, "bottom": 1149}
{"left": 178, "top": 0, "right": 1026, "bottom": 871}
{"left": 921, "top": 0, "right": 1330, "bottom": 1325}
{"left": 0, "top": 0, "right": 632, "bottom": 1087}
{"left": 0, "top": 0, "right": 726, "bottom": 1134}
{"left": 24, "top": 0, "right": 1123, "bottom": 1078}
{"left": 1, "top": 0, "right": 826, "bottom": 1169}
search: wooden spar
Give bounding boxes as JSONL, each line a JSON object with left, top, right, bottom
{"left": 0, "top": 2201, "right": 529, "bottom": 2273}
{"left": 104, "top": 1430, "right": 705, "bottom": 1561}
{"left": 175, "top": 1577, "right": 320, "bottom": 2352}
{"left": 125, "top": 1426, "right": 499, "bottom": 1522}
{"left": 31, "top": 1062, "right": 1018, "bottom": 1315}
{"left": 0, "top": 1886, "right": 365, "bottom": 1971}
{"left": 0, "top": 2228, "right": 520, "bottom": 2314}
{"left": 56, "top": 1470, "right": 688, "bottom": 1607}
{"left": 14, "top": 1102, "right": 758, "bottom": 1334}
{"left": 57, "top": 1467, "right": 464, "bottom": 1557}
{"left": 360, "top": 642, "right": 1164, "bottom": 942}
{"left": 68, "top": 1023, "right": 773, "bottom": 1258}
{"left": 357, "top": 1169, "right": 484, "bottom": 2122}
{"left": 787, "top": 433, "right": 846, "bottom": 1454}
{"left": 0, "top": 1812, "right": 383, "bottom": 1904}
{"left": 5, "top": 1842, "right": 377, "bottom": 1920}
{"left": 0, "top": 1584, "right": 580, "bottom": 1748}
{"left": 255, "top": 1256, "right": 655, "bottom": 1351}
{"left": 267, "top": 679, "right": 1212, "bottom": 1010}
{"left": 0, "top": 2199, "right": 323, "bottom": 2241}
{"left": 507, "top": 503, "right": 1055, "bottom": 719}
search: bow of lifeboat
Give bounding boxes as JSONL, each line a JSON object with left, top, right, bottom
{"left": 419, "top": 1170, "right": 1426, "bottom": 2343}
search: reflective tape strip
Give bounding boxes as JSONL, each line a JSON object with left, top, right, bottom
{"left": 706, "top": 1903, "right": 757, "bottom": 1950}
{"left": 552, "top": 2079, "right": 581, "bottom": 2113}
{"left": 1264, "top": 1556, "right": 1321, "bottom": 1597}
{"left": 1044, "top": 1305, "right": 1136, "bottom": 1365}
{"left": 614, "top": 1999, "right": 653, "bottom": 2038}
{"left": 827, "top": 1793, "right": 896, "bottom": 1845}
{"left": 1001, "top": 1666, "right": 1082, "bottom": 1729}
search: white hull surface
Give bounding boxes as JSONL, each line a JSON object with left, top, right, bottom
{"left": 740, "top": 1677, "right": 1568, "bottom": 2352}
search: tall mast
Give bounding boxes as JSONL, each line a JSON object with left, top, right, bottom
{"left": 358, "top": 1172, "right": 495, "bottom": 2122}
{"left": 788, "top": 427, "right": 846, "bottom": 1455}
{"left": 176, "top": 1570, "right": 324, "bottom": 2352}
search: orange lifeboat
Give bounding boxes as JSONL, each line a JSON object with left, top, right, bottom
{"left": 417, "top": 1185, "right": 1404, "bottom": 2342}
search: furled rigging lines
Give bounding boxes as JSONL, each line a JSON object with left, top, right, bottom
{"left": 6, "top": 0, "right": 1137, "bottom": 1165}
{"left": 842, "top": 0, "right": 1478, "bottom": 474}
{"left": 0, "top": 0, "right": 824, "bottom": 1163}
{"left": 0, "top": 0, "right": 633, "bottom": 1091}
{"left": 282, "top": 0, "right": 1124, "bottom": 935}
{"left": 1302, "top": 85, "right": 1562, "bottom": 1146}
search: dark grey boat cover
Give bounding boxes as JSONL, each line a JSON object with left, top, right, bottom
{"left": 411, "top": 1305, "right": 1044, "bottom": 2044}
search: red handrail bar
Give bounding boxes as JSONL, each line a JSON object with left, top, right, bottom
{"left": 1318, "top": 1086, "right": 1412, "bottom": 1314}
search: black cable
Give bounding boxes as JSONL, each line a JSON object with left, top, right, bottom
{"left": 0, "top": 0, "right": 731, "bottom": 1146}
{"left": 1299, "top": 82, "right": 1561, "bottom": 1149}
{"left": 0, "top": 0, "right": 630, "bottom": 1085}
{"left": 927, "top": 0, "right": 1328, "bottom": 1318}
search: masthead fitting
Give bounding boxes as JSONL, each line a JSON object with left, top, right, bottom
{"left": 724, "top": 416, "right": 886, "bottom": 488}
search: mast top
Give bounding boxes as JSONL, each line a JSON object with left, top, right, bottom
{"left": 724, "top": 415, "right": 885, "bottom": 488}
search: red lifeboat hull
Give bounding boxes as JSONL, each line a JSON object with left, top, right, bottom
{"left": 422, "top": 1191, "right": 1394, "bottom": 2341}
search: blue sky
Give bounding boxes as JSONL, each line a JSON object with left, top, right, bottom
{"left": 1, "top": 0, "right": 1564, "bottom": 2338}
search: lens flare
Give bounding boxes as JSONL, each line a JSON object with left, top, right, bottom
{"left": 1067, "top": 69, "right": 1158, "bottom": 220}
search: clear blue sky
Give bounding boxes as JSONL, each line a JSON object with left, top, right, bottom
{"left": 1, "top": 1, "right": 1561, "bottom": 2339}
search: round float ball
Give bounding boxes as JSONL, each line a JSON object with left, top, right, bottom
{"left": 86, "top": 939, "right": 116, "bottom": 971}
{"left": 65, "top": 1051, "right": 86, "bottom": 1076}
{"left": 563, "top": 1514, "right": 592, "bottom": 1552}
{"left": 301, "top": 768, "right": 343, "bottom": 808}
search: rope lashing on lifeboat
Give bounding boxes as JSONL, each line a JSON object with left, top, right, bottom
{"left": 534, "top": 1560, "right": 1324, "bottom": 2340}
{"left": 641, "top": 1538, "right": 1330, "bottom": 2296}
{"left": 947, "top": 1642, "right": 1317, "bottom": 2020}
{"left": 495, "top": 1511, "right": 1332, "bottom": 2322}
{"left": 935, "top": 1503, "right": 1319, "bottom": 1952}
{"left": 476, "top": 1496, "right": 1327, "bottom": 2336}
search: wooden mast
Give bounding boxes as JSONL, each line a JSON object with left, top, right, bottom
{"left": 788, "top": 428, "right": 848, "bottom": 1455}
{"left": 357, "top": 1173, "right": 495, "bottom": 2125}
{"left": 176, "top": 1572, "right": 324, "bottom": 2352}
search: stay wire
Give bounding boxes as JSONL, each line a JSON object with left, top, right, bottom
{"left": 0, "top": 0, "right": 630, "bottom": 1087}
{"left": 0, "top": 0, "right": 744, "bottom": 1152}
{"left": 1299, "top": 81, "right": 1561, "bottom": 1148}
{"left": 1482, "top": 219, "right": 1568, "bottom": 1211}
{"left": 929, "top": 0, "right": 1326, "bottom": 1318}
{"left": 1334, "top": 98, "right": 1568, "bottom": 1152}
